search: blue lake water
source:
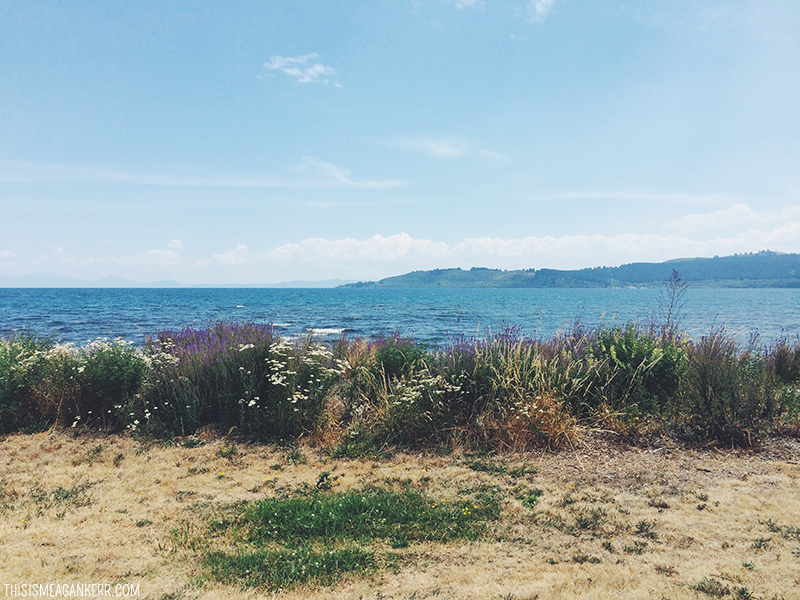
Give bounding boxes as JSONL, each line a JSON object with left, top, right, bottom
{"left": 1, "top": 287, "right": 799, "bottom": 347}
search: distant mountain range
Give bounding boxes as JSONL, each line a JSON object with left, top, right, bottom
{"left": 0, "top": 274, "right": 356, "bottom": 288}
{"left": 341, "top": 251, "right": 800, "bottom": 289}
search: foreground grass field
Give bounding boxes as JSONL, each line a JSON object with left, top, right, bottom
{"left": 1, "top": 430, "right": 799, "bottom": 599}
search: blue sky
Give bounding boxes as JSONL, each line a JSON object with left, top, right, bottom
{"left": 1, "top": 0, "right": 799, "bottom": 284}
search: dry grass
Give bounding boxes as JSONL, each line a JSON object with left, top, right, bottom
{"left": 1, "top": 429, "right": 799, "bottom": 600}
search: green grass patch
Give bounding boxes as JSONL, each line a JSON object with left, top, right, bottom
{"left": 201, "top": 485, "right": 500, "bottom": 590}
{"left": 204, "top": 546, "right": 377, "bottom": 591}
{"left": 221, "top": 488, "right": 499, "bottom": 546}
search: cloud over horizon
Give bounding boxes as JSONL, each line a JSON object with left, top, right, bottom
{"left": 5, "top": 210, "right": 798, "bottom": 285}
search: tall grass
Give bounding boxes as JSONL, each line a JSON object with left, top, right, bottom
{"left": 1, "top": 319, "right": 799, "bottom": 448}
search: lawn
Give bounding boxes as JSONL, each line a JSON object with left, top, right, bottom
{"left": 1, "top": 429, "right": 798, "bottom": 600}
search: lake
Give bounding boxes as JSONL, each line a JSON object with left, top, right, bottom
{"left": 1, "top": 287, "right": 798, "bottom": 347}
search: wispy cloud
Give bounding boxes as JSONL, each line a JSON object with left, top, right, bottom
{"left": 527, "top": 0, "right": 559, "bottom": 22}
{"left": 666, "top": 203, "right": 767, "bottom": 233}
{"left": 167, "top": 239, "right": 182, "bottom": 249}
{"left": 291, "top": 156, "right": 405, "bottom": 188}
{"left": 0, "top": 159, "right": 405, "bottom": 190}
{"left": 663, "top": 203, "right": 800, "bottom": 242}
{"left": 449, "top": 0, "right": 481, "bottom": 9}
{"left": 264, "top": 53, "right": 339, "bottom": 85}
{"left": 385, "top": 135, "right": 505, "bottom": 161}
{"left": 512, "top": 189, "right": 742, "bottom": 206}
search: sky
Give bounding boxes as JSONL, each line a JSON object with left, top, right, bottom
{"left": 1, "top": 0, "right": 800, "bottom": 285}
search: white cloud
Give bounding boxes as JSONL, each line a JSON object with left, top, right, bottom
{"left": 666, "top": 203, "right": 766, "bottom": 233}
{"left": 167, "top": 239, "right": 182, "bottom": 249}
{"left": 292, "top": 156, "right": 405, "bottom": 188}
{"left": 264, "top": 53, "right": 338, "bottom": 85}
{"left": 6, "top": 226, "right": 800, "bottom": 285}
{"left": 385, "top": 136, "right": 504, "bottom": 161}
{"left": 212, "top": 244, "right": 250, "bottom": 266}
{"left": 527, "top": 0, "right": 558, "bottom": 22}
{"left": 85, "top": 249, "right": 183, "bottom": 269}
{"left": 182, "top": 226, "right": 800, "bottom": 283}
{"left": 539, "top": 190, "right": 738, "bottom": 205}
{"left": 664, "top": 203, "right": 800, "bottom": 239}
{"left": 449, "top": 0, "right": 480, "bottom": 9}
{"left": 264, "top": 233, "right": 449, "bottom": 263}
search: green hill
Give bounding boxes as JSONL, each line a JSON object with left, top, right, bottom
{"left": 341, "top": 251, "right": 800, "bottom": 288}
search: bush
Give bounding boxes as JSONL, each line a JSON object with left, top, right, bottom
{"left": 587, "top": 324, "right": 688, "bottom": 419}
{"left": 132, "top": 322, "right": 345, "bottom": 439}
{"left": 78, "top": 338, "right": 147, "bottom": 430}
{"left": 682, "top": 330, "right": 783, "bottom": 445}
{"left": 0, "top": 334, "right": 53, "bottom": 433}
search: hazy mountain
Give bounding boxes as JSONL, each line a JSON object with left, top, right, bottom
{"left": 0, "top": 274, "right": 356, "bottom": 288}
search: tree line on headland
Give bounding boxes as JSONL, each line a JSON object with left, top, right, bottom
{"left": 341, "top": 251, "right": 800, "bottom": 288}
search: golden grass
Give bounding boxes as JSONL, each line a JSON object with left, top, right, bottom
{"left": 1, "top": 429, "right": 799, "bottom": 599}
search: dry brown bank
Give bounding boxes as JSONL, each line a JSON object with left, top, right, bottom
{"left": 1, "top": 430, "right": 798, "bottom": 600}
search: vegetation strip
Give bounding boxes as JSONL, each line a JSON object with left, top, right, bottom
{"left": 2, "top": 275, "right": 799, "bottom": 449}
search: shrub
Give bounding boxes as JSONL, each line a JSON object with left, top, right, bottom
{"left": 682, "top": 329, "right": 783, "bottom": 446}
{"left": 587, "top": 324, "right": 688, "bottom": 419}
{"left": 132, "top": 322, "right": 345, "bottom": 439}
{"left": 0, "top": 334, "right": 53, "bottom": 433}
{"left": 77, "top": 338, "right": 147, "bottom": 430}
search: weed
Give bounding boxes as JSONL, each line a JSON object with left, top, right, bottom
{"left": 753, "top": 537, "right": 771, "bottom": 550}
{"left": 25, "top": 480, "right": 95, "bottom": 516}
{"left": 635, "top": 520, "right": 659, "bottom": 540}
{"left": 692, "top": 577, "right": 730, "bottom": 597}
{"left": 572, "top": 552, "right": 601, "bottom": 564}
{"left": 521, "top": 489, "right": 544, "bottom": 509}
{"left": 655, "top": 564, "right": 677, "bottom": 576}
{"left": 763, "top": 519, "right": 800, "bottom": 542}
{"left": 575, "top": 507, "right": 606, "bottom": 531}
{"left": 623, "top": 541, "right": 648, "bottom": 555}
{"left": 648, "top": 497, "right": 670, "bottom": 510}
{"left": 215, "top": 444, "right": 239, "bottom": 459}
{"left": 465, "top": 459, "right": 508, "bottom": 476}
{"left": 286, "top": 448, "right": 306, "bottom": 465}
{"left": 742, "top": 561, "right": 755, "bottom": 570}
{"left": 316, "top": 472, "right": 333, "bottom": 491}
